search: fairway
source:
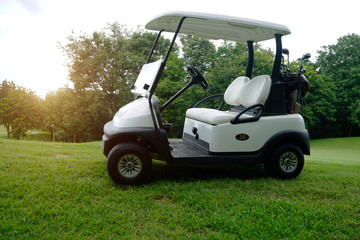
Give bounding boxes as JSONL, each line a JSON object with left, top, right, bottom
{"left": 0, "top": 125, "right": 7, "bottom": 136}
{"left": 306, "top": 137, "right": 360, "bottom": 165}
{"left": 0, "top": 137, "right": 359, "bottom": 239}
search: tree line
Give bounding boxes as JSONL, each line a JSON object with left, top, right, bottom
{"left": 1, "top": 23, "right": 359, "bottom": 141}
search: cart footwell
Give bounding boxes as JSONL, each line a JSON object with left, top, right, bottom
{"left": 167, "top": 138, "right": 260, "bottom": 166}
{"left": 169, "top": 139, "right": 208, "bottom": 158}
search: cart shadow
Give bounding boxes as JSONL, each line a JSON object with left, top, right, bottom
{"left": 150, "top": 160, "right": 268, "bottom": 183}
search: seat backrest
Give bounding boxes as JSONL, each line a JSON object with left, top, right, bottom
{"left": 223, "top": 76, "right": 251, "bottom": 106}
{"left": 239, "top": 75, "right": 272, "bottom": 107}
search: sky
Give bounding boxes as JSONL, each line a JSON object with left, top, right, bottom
{"left": 0, "top": 0, "right": 359, "bottom": 98}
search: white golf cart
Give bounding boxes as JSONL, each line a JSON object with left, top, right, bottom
{"left": 102, "top": 11, "right": 311, "bottom": 184}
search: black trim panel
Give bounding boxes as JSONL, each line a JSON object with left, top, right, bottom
{"left": 183, "top": 132, "right": 210, "bottom": 152}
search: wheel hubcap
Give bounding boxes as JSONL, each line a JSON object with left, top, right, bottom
{"left": 118, "top": 154, "right": 142, "bottom": 178}
{"left": 279, "top": 151, "right": 298, "bottom": 173}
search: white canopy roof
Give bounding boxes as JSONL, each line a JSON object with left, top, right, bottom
{"left": 145, "top": 11, "right": 291, "bottom": 42}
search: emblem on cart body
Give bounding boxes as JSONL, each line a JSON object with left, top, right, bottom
{"left": 236, "top": 134, "right": 249, "bottom": 141}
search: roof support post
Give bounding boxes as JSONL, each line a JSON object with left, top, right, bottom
{"left": 271, "top": 34, "right": 283, "bottom": 82}
{"left": 245, "top": 41, "right": 254, "bottom": 78}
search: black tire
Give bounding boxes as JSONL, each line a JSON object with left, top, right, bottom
{"left": 265, "top": 144, "right": 304, "bottom": 179}
{"left": 106, "top": 143, "right": 152, "bottom": 185}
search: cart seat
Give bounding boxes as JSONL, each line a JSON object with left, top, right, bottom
{"left": 223, "top": 76, "right": 251, "bottom": 106}
{"left": 186, "top": 108, "right": 253, "bottom": 125}
{"left": 186, "top": 75, "right": 272, "bottom": 125}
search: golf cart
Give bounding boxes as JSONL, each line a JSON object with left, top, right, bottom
{"left": 102, "top": 11, "right": 311, "bottom": 184}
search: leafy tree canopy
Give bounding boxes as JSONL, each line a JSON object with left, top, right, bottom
{"left": 0, "top": 80, "right": 43, "bottom": 139}
{"left": 317, "top": 33, "right": 360, "bottom": 135}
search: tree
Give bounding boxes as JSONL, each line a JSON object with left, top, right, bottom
{"left": 44, "top": 87, "right": 109, "bottom": 142}
{"left": 60, "top": 23, "right": 134, "bottom": 117}
{"left": 44, "top": 91, "right": 60, "bottom": 142}
{"left": 300, "top": 62, "right": 337, "bottom": 138}
{"left": 128, "top": 30, "right": 174, "bottom": 67}
{"left": 0, "top": 80, "right": 43, "bottom": 139}
{"left": 206, "top": 41, "right": 248, "bottom": 95}
{"left": 350, "top": 100, "right": 360, "bottom": 127}
{"left": 0, "top": 80, "right": 17, "bottom": 137}
{"left": 180, "top": 35, "right": 216, "bottom": 73}
{"left": 317, "top": 33, "right": 360, "bottom": 136}
{"left": 252, "top": 44, "right": 274, "bottom": 77}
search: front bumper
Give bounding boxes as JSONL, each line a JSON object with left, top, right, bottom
{"left": 102, "top": 134, "right": 111, "bottom": 156}
{"left": 101, "top": 120, "right": 158, "bottom": 157}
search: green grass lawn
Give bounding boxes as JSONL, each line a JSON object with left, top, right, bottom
{"left": 0, "top": 125, "right": 52, "bottom": 142}
{"left": 0, "top": 125, "right": 7, "bottom": 136}
{"left": 307, "top": 137, "right": 360, "bottom": 165}
{"left": 0, "top": 137, "right": 359, "bottom": 239}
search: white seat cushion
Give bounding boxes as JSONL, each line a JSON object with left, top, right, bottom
{"left": 224, "top": 76, "right": 251, "bottom": 106}
{"left": 239, "top": 75, "right": 271, "bottom": 107}
{"left": 186, "top": 108, "right": 252, "bottom": 125}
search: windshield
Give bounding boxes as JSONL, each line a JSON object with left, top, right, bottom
{"left": 131, "top": 60, "right": 162, "bottom": 97}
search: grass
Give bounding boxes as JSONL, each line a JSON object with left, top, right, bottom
{"left": 0, "top": 125, "right": 52, "bottom": 142}
{"left": 307, "top": 137, "right": 360, "bottom": 165}
{"left": 0, "top": 125, "right": 7, "bottom": 136}
{"left": 0, "top": 137, "right": 359, "bottom": 239}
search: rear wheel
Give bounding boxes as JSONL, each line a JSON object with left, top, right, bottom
{"left": 265, "top": 144, "right": 304, "bottom": 179}
{"left": 107, "top": 143, "right": 152, "bottom": 185}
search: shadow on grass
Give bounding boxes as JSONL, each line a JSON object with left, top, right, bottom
{"left": 149, "top": 160, "right": 268, "bottom": 183}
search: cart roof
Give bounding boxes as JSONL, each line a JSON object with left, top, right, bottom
{"left": 145, "top": 11, "right": 291, "bottom": 42}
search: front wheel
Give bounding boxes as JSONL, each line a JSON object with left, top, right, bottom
{"left": 264, "top": 144, "right": 304, "bottom": 179}
{"left": 107, "top": 143, "right": 152, "bottom": 185}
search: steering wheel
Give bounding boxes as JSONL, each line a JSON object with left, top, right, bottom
{"left": 186, "top": 65, "right": 210, "bottom": 91}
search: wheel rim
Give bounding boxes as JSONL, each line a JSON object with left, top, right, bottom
{"left": 118, "top": 154, "right": 142, "bottom": 178}
{"left": 279, "top": 151, "right": 298, "bottom": 173}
